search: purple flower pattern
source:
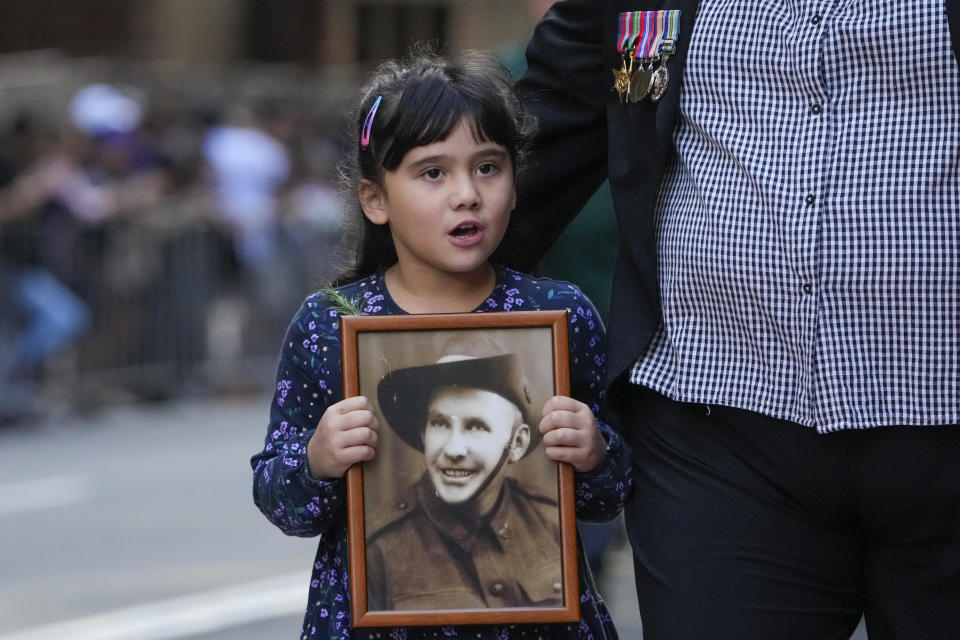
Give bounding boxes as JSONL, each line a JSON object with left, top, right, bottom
{"left": 251, "top": 266, "right": 631, "bottom": 639}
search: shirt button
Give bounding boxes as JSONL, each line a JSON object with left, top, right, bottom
{"left": 811, "top": 14, "right": 822, "bottom": 24}
{"left": 810, "top": 103, "right": 823, "bottom": 115}
{"left": 802, "top": 283, "right": 813, "bottom": 294}
{"left": 497, "top": 526, "right": 510, "bottom": 538}
{"left": 805, "top": 194, "right": 816, "bottom": 206}
{"left": 395, "top": 500, "right": 408, "bottom": 511}
{"left": 490, "top": 582, "right": 504, "bottom": 595}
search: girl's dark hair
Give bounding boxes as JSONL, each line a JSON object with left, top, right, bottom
{"left": 334, "top": 47, "right": 536, "bottom": 285}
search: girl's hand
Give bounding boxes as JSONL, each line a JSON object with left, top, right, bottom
{"left": 307, "top": 396, "right": 379, "bottom": 479}
{"left": 538, "top": 396, "right": 606, "bottom": 473}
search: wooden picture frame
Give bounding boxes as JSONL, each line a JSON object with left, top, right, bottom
{"left": 341, "top": 310, "right": 579, "bottom": 627}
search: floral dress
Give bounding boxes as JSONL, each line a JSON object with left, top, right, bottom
{"left": 251, "top": 265, "right": 633, "bottom": 640}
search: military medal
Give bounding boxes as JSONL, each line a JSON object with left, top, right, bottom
{"left": 649, "top": 40, "right": 672, "bottom": 103}
{"left": 615, "top": 10, "right": 681, "bottom": 103}
{"left": 611, "top": 50, "right": 633, "bottom": 103}
{"left": 648, "top": 65, "right": 669, "bottom": 102}
{"left": 613, "top": 12, "right": 643, "bottom": 102}
{"left": 628, "top": 66, "right": 652, "bottom": 103}
{"left": 611, "top": 68, "right": 631, "bottom": 103}
{"left": 649, "top": 27, "right": 679, "bottom": 102}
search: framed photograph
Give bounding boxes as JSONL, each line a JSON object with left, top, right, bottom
{"left": 341, "top": 310, "right": 579, "bottom": 628}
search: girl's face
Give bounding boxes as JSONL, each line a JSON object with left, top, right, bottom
{"left": 360, "top": 118, "right": 517, "bottom": 281}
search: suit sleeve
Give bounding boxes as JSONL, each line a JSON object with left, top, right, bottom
{"left": 250, "top": 296, "right": 347, "bottom": 538}
{"left": 509, "top": 0, "right": 610, "bottom": 271}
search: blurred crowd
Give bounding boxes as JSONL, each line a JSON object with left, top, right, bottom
{"left": 0, "top": 55, "right": 358, "bottom": 423}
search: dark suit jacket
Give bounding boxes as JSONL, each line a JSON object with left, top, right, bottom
{"left": 514, "top": 0, "right": 960, "bottom": 387}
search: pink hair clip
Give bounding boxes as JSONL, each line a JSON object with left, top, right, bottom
{"left": 360, "top": 95, "right": 382, "bottom": 149}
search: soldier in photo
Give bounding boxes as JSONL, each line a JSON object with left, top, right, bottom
{"left": 367, "top": 338, "right": 562, "bottom": 611}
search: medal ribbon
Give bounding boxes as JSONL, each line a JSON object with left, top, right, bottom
{"left": 616, "top": 10, "right": 681, "bottom": 58}
{"left": 616, "top": 11, "right": 642, "bottom": 53}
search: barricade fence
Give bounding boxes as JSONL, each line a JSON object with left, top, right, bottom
{"left": 0, "top": 53, "right": 358, "bottom": 418}
{"left": 1, "top": 201, "right": 348, "bottom": 414}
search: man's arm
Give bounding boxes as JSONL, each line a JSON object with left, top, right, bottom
{"left": 505, "top": 0, "right": 609, "bottom": 271}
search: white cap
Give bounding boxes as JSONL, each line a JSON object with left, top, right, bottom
{"left": 69, "top": 84, "right": 143, "bottom": 135}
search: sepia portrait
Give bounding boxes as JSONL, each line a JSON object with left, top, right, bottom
{"left": 340, "top": 311, "right": 579, "bottom": 627}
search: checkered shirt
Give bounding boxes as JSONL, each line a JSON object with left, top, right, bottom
{"left": 631, "top": 0, "right": 959, "bottom": 432}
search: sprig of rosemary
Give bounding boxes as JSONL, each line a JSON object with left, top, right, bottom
{"left": 318, "top": 287, "right": 363, "bottom": 316}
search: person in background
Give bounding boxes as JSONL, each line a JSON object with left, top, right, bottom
{"left": 0, "top": 114, "right": 91, "bottom": 422}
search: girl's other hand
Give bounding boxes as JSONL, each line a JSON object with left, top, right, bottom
{"left": 307, "top": 396, "right": 380, "bottom": 479}
{"left": 539, "top": 396, "right": 606, "bottom": 473}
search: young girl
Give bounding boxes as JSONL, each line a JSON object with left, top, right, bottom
{"left": 251, "top": 49, "right": 632, "bottom": 640}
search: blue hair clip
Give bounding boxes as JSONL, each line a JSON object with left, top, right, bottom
{"left": 360, "top": 95, "right": 382, "bottom": 149}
